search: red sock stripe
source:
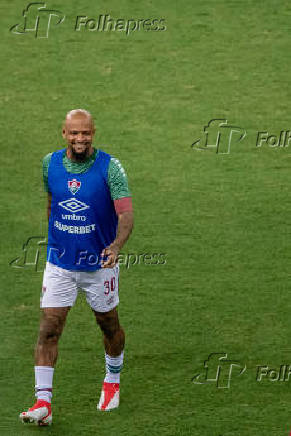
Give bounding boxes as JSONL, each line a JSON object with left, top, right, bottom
{"left": 35, "top": 388, "right": 52, "bottom": 392}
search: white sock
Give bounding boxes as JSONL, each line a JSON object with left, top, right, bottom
{"left": 104, "top": 352, "right": 124, "bottom": 384}
{"left": 35, "top": 366, "right": 54, "bottom": 403}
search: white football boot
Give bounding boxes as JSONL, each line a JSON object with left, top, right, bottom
{"left": 97, "top": 382, "right": 120, "bottom": 411}
{"left": 19, "top": 400, "right": 52, "bottom": 426}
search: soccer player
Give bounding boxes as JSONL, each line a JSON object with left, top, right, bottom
{"left": 20, "top": 109, "right": 134, "bottom": 425}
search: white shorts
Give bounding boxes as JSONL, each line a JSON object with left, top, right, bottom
{"left": 41, "top": 262, "right": 119, "bottom": 312}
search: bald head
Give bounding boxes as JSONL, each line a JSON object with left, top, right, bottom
{"left": 63, "top": 109, "right": 96, "bottom": 162}
{"left": 65, "top": 109, "right": 94, "bottom": 128}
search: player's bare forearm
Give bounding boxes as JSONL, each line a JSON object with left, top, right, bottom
{"left": 112, "top": 211, "right": 134, "bottom": 251}
{"left": 101, "top": 211, "right": 134, "bottom": 268}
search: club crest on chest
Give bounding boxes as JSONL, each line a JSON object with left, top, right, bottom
{"left": 68, "top": 179, "right": 81, "bottom": 195}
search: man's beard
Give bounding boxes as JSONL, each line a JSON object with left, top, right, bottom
{"left": 70, "top": 144, "right": 90, "bottom": 162}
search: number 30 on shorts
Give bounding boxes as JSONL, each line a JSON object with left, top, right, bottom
{"left": 104, "top": 277, "right": 116, "bottom": 295}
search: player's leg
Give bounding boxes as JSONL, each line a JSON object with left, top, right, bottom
{"left": 20, "top": 262, "right": 77, "bottom": 425}
{"left": 93, "top": 308, "right": 125, "bottom": 411}
{"left": 20, "top": 307, "right": 70, "bottom": 425}
{"left": 35, "top": 306, "right": 71, "bottom": 367}
{"left": 80, "top": 263, "right": 124, "bottom": 410}
{"left": 93, "top": 307, "right": 125, "bottom": 356}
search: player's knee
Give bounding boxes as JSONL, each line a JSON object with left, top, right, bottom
{"left": 94, "top": 309, "right": 125, "bottom": 343}
{"left": 100, "top": 321, "right": 116, "bottom": 339}
{"left": 38, "top": 316, "right": 63, "bottom": 344}
{"left": 97, "top": 317, "right": 120, "bottom": 339}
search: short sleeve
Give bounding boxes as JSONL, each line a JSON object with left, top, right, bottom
{"left": 107, "top": 157, "right": 131, "bottom": 200}
{"left": 42, "top": 153, "right": 53, "bottom": 193}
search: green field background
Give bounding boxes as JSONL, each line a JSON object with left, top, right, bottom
{"left": 1, "top": 1, "right": 291, "bottom": 435}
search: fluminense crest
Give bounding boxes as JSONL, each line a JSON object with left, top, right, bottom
{"left": 68, "top": 178, "right": 81, "bottom": 195}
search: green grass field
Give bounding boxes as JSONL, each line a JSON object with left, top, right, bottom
{"left": 1, "top": 0, "right": 291, "bottom": 435}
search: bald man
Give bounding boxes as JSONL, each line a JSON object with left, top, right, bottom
{"left": 20, "top": 109, "right": 134, "bottom": 425}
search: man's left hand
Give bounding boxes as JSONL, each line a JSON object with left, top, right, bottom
{"left": 101, "top": 244, "right": 120, "bottom": 268}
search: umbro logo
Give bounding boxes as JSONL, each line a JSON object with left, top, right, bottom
{"left": 58, "top": 198, "right": 90, "bottom": 213}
